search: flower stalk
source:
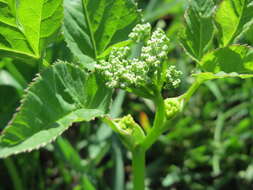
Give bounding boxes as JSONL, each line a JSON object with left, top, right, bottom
{"left": 99, "top": 23, "right": 184, "bottom": 190}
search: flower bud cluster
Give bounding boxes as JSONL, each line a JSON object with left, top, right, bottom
{"left": 96, "top": 23, "right": 182, "bottom": 91}
{"left": 96, "top": 46, "right": 149, "bottom": 88}
{"left": 140, "top": 28, "right": 170, "bottom": 69}
{"left": 128, "top": 23, "right": 151, "bottom": 43}
{"left": 164, "top": 97, "right": 184, "bottom": 119}
{"left": 164, "top": 65, "right": 182, "bottom": 89}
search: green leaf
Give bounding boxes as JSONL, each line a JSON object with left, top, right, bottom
{"left": 97, "top": 40, "right": 132, "bottom": 59}
{"left": 0, "top": 61, "right": 112, "bottom": 158}
{"left": 0, "top": 70, "right": 22, "bottom": 129}
{"left": 63, "top": 0, "right": 140, "bottom": 69}
{"left": 199, "top": 45, "right": 253, "bottom": 74}
{"left": 81, "top": 176, "right": 96, "bottom": 190}
{"left": 55, "top": 137, "right": 84, "bottom": 172}
{"left": 0, "top": 70, "right": 23, "bottom": 94}
{"left": 215, "top": 0, "right": 253, "bottom": 46}
{"left": 180, "top": 0, "right": 215, "bottom": 61}
{"left": 143, "top": 0, "right": 186, "bottom": 22}
{"left": 245, "top": 25, "right": 253, "bottom": 43}
{"left": 0, "top": 86, "right": 19, "bottom": 129}
{"left": 0, "top": 0, "right": 63, "bottom": 59}
{"left": 193, "top": 72, "right": 253, "bottom": 81}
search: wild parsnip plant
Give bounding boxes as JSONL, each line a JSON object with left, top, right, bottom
{"left": 0, "top": 0, "right": 253, "bottom": 190}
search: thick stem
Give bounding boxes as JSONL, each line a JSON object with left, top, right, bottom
{"left": 132, "top": 147, "right": 146, "bottom": 190}
{"left": 141, "top": 93, "right": 166, "bottom": 150}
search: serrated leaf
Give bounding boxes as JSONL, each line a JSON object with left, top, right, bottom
{"left": 63, "top": 0, "right": 140, "bottom": 69}
{"left": 190, "top": 0, "right": 216, "bottom": 16}
{"left": 180, "top": 0, "right": 215, "bottom": 61}
{"left": 215, "top": 0, "right": 253, "bottom": 46}
{"left": 0, "top": 0, "right": 63, "bottom": 59}
{"left": 0, "top": 62, "right": 112, "bottom": 158}
{"left": 199, "top": 45, "right": 253, "bottom": 74}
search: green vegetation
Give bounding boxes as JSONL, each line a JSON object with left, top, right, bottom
{"left": 1, "top": 0, "right": 253, "bottom": 189}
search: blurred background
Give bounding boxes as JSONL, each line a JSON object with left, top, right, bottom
{"left": 1, "top": 0, "right": 253, "bottom": 189}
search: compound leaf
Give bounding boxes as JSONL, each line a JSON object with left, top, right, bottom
{"left": 215, "top": 0, "right": 253, "bottom": 46}
{"left": 63, "top": 0, "right": 140, "bottom": 69}
{"left": 199, "top": 45, "right": 253, "bottom": 75}
{"left": 0, "top": 0, "right": 63, "bottom": 59}
{"left": 0, "top": 61, "right": 112, "bottom": 158}
{"left": 180, "top": 0, "right": 215, "bottom": 61}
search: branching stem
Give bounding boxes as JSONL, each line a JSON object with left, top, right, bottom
{"left": 180, "top": 78, "right": 203, "bottom": 103}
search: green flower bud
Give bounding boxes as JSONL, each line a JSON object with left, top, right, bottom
{"left": 164, "top": 97, "right": 184, "bottom": 119}
{"left": 103, "top": 115, "right": 145, "bottom": 150}
{"left": 128, "top": 23, "right": 151, "bottom": 43}
{"left": 164, "top": 65, "right": 182, "bottom": 89}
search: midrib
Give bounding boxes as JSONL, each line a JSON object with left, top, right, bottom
{"left": 226, "top": 0, "right": 247, "bottom": 46}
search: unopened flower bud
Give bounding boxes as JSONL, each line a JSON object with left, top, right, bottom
{"left": 164, "top": 97, "right": 184, "bottom": 119}
{"left": 103, "top": 115, "right": 146, "bottom": 150}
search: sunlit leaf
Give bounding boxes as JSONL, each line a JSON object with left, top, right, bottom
{"left": 180, "top": 0, "right": 215, "bottom": 61}
{"left": 63, "top": 0, "right": 140, "bottom": 69}
{"left": 199, "top": 45, "right": 253, "bottom": 74}
{"left": 0, "top": 61, "right": 112, "bottom": 158}
{"left": 0, "top": 0, "right": 63, "bottom": 59}
{"left": 215, "top": 0, "right": 253, "bottom": 46}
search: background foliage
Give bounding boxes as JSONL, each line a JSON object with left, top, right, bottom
{"left": 1, "top": 0, "right": 253, "bottom": 189}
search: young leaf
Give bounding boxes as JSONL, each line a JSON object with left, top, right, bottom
{"left": 0, "top": 62, "right": 112, "bottom": 158}
{"left": 0, "top": 0, "right": 63, "bottom": 59}
{"left": 180, "top": 0, "right": 215, "bottom": 61}
{"left": 199, "top": 45, "right": 253, "bottom": 74}
{"left": 63, "top": 0, "right": 140, "bottom": 69}
{"left": 215, "top": 0, "right": 253, "bottom": 46}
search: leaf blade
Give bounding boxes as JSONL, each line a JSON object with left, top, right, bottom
{"left": 215, "top": 0, "right": 253, "bottom": 46}
{"left": 0, "top": 62, "right": 112, "bottom": 158}
{"left": 63, "top": 0, "right": 140, "bottom": 69}
{"left": 199, "top": 45, "right": 253, "bottom": 74}
{"left": 0, "top": 0, "right": 63, "bottom": 59}
{"left": 180, "top": 0, "right": 215, "bottom": 61}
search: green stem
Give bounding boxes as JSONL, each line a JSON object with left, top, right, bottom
{"left": 212, "top": 113, "right": 224, "bottom": 175}
{"left": 180, "top": 79, "right": 203, "bottom": 103}
{"left": 141, "top": 93, "right": 166, "bottom": 150}
{"left": 132, "top": 147, "right": 146, "bottom": 190}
